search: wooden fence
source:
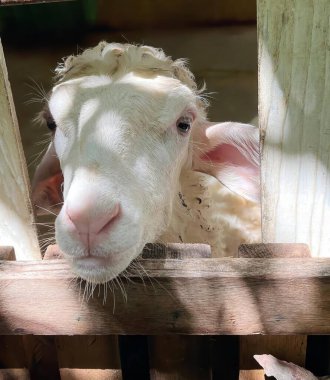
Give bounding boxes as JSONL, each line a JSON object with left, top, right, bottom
{"left": 0, "top": 0, "right": 329, "bottom": 379}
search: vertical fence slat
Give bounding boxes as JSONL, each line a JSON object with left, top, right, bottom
{"left": 0, "top": 40, "right": 40, "bottom": 260}
{"left": 245, "top": 0, "right": 330, "bottom": 378}
{"left": 56, "top": 336, "right": 122, "bottom": 380}
{"left": 259, "top": 0, "right": 330, "bottom": 256}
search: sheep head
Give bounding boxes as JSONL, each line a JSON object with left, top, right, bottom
{"left": 32, "top": 42, "right": 260, "bottom": 283}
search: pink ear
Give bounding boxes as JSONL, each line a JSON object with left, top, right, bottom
{"left": 32, "top": 142, "right": 63, "bottom": 215}
{"left": 193, "top": 122, "right": 260, "bottom": 202}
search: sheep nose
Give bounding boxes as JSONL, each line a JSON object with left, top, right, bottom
{"left": 66, "top": 203, "right": 120, "bottom": 247}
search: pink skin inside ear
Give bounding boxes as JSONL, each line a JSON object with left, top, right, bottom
{"left": 33, "top": 172, "right": 64, "bottom": 213}
{"left": 201, "top": 143, "right": 259, "bottom": 178}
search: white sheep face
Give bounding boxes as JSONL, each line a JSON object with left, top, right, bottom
{"left": 32, "top": 43, "right": 260, "bottom": 284}
{"left": 50, "top": 72, "right": 198, "bottom": 282}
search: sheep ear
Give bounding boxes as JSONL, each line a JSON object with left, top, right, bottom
{"left": 192, "top": 122, "right": 260, "bottom": 202}
{"left": 32, "top": 142, "right": 63, "bottom": 215}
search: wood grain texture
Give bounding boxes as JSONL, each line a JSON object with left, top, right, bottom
{"left": 0, "top": 257, "right": 329, "bottom": 335}
{"left": 239, "top": 243, "right": 311, "bottom": 258}
{"left": 0, "top": 40, "right": 40, "bottom": 260}
{"left": 142, "top": 243, "right": 211, "bottom": 259}
{"left": 257, "top": 1, "right": 330, "bottom": 378}
{"left": 258, "top": 0, "right": 330, "bottom": 258}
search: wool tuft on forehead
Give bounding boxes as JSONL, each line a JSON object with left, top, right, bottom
{"left": 54, "top": 42, "right": 200, "bottom": 95}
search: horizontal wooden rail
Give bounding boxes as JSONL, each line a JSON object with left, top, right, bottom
{"left": 0, "top": 256, "right": 329, "bottom": 335}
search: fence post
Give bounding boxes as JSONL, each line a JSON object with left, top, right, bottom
{"left": 0, "top": 40, "right": 40, "bottom": 260}
{"left": 241, "top": 0, "right": 330, "bottom": 378}
{"left": 259, "top": 0, "right": 330, "bottom": 256}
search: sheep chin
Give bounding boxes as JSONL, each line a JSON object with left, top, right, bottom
{"left": 69, "top": 245, "right": 141, "bottom": 284}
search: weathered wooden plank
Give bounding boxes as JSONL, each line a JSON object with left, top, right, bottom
{"left": 259, "top": 0, "right": 330, "bottom": 257}
{"left": 257, "top": 0, "right": 330, "bottom": 377}
{"left": 0, "top": 257, "right": 329, "bottom": 335}
{"left": 142, "top": 243, "right": 211, "bottom": 259}
{"left": 0, "top": 40, "right": 40, "bottom": 260}
{"left": 239, "top": 243, "right": 311, "bottom": 258}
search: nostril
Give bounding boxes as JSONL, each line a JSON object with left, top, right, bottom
{"left": 97, "top": 203, "right": 121, "bottom": 235}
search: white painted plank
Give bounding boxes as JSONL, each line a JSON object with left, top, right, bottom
{"left": 259, "top": 0, "right": 330, "bottom": 257}
{"left": 239, "top": 1, "right": 329, "bottom": 378}
{"left": 0, "top": 39, "right": 41, "bottom": 260}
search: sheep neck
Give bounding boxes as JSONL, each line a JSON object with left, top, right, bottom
{"left": 158, "top": 170, "right": 261, "bottom": 257}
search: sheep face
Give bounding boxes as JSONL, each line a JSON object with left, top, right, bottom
{"left": 32, "top": 43, "right": 260, "bottom": 284}
{"left": 48, "top": 72, "right": 198, "bottom": 282}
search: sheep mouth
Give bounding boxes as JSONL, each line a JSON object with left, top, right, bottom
{"left": 68, "top": 248, "right": 139, "bottom": 283}
{"left": 73, "top": 255, "right": 120, "bottom": 270}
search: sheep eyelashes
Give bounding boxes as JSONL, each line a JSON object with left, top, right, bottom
{"left": 33, "top": 42, "right": 261, "bottom": 284}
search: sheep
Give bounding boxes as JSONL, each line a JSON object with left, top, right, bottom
{"left": 32, "top": 42, "right": 261, "bottom": 284}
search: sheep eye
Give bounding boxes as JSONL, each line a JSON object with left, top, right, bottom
{"left": 176, "top": 117, "right": 191, "bottom": 135}
{"left": 46, "top": 120, "right": 57, "bottom": 131}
